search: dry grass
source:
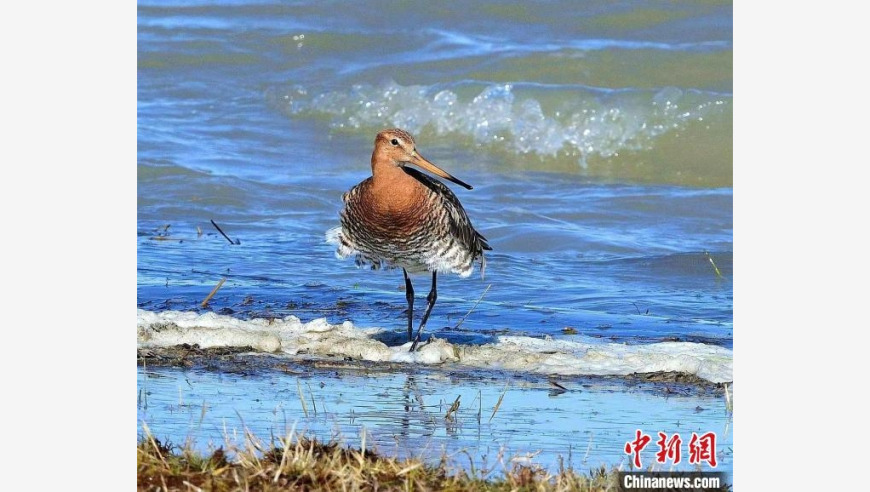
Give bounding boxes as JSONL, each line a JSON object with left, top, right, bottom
{"left": 138, "top": 426, "right": 621, "bottom": 491}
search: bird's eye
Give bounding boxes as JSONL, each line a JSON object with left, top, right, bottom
{"left": 390, "top": 139, "right": 399, "bottom": 146}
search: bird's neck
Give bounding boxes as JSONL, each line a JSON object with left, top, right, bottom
{"left": 369, "top": 155, "right": 422, "bottom": 213}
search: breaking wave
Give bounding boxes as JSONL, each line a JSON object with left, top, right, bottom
{"left": 269, "top": 81, "right": 730, "bottom": 169}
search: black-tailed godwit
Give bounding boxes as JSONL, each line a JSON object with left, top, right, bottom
{"left": 327, "top": 129, "right": 491, "bottom": 351}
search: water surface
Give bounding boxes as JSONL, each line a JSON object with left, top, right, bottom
{"left": 137, "top": 0, "right": 733, "bottom": 478}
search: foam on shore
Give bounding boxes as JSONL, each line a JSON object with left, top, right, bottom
{"left": 138, "top": 309, "right": 732, "bottom": 383}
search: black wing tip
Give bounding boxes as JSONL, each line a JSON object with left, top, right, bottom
{"left": 476, "top": 231, "right": 492, "bottom": 251}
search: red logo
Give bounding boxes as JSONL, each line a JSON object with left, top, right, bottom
{"left": 624, "top": 429, "right": 652, "bottom": 468}
{"left": 655, "top": 432, "right": 682, "bottom": 465}
{"left": 688, "top": 432, "right": 718, "bottom": 468}
{"left": 625, "top": 430, "right": 717, "bottom": 468}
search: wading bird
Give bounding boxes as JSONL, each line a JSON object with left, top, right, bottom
{"left": 327, "top": 129, "right": 491, "bottom": 351}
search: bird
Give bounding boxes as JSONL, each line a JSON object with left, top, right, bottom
{"left": 327, "top": 128, "right": 491, "bottom": 352}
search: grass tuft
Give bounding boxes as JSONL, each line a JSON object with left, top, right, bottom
{"left": 138, "top": 426, "right": 624, "bottom": 491}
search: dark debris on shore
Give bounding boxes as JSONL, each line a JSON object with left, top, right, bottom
{"left": 137, "top": 344, "right": 729, "bottom": 397}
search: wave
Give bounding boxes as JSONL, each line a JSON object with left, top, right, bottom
{"left": 268, "top": 81, "right": 731, "bottom": 184}
{"left": 270, "top": 82, "right": 728, "bottom": 162}
{"left": 138, "top": 309, "right": 733, "bottom": 383}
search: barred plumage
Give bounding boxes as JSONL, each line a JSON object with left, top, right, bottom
{"left": 326, "top": 129, "right": 491, "bottom": 351}
{"left": 328, "top": 167, "right": 490, "bottom": 277}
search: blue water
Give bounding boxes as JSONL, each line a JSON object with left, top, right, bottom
{"left": 137, "top": 0, "right": 732, "bottom": 477}
{"left": 138, "top": 366, "right": 733, "bottom": 477}
{"left": 137, "top": 175, "right": 732, "bottom": 349}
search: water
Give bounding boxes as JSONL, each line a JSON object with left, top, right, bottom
{"left": 138, "top": 365, "right": 732, "bottom": 474}
{"left": 137, "top": 0, "right": 732, "bottom": 478}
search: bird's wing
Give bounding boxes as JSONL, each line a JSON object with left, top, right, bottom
{"left": 402, "top": 166, "right": 491, "bottom": 255}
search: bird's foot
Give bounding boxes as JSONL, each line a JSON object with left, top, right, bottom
{"left": 409, "top": 332, "right": 425, "bottom": 352}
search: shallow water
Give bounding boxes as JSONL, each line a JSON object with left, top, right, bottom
{"left": 137, "top": 175, "right": 733, "bottom": 351}
{"left": 138, "top": 365, "right": 732, "bottom": 476}
{"left": 137, "top": 0, "right": 732, "bottom": 478}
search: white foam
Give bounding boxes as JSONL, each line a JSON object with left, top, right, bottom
{"left": 457, "top": 336, "right": 732, "bottom": 384}
{"left": 137, "top": 310, "right": 732, "bottom": 383}
{"left": 274, "top": 82, "right": 728, "bottom": 167}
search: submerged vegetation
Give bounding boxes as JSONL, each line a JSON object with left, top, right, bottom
{"left": 137, "top": 426, "right": 623, "bottom": 491}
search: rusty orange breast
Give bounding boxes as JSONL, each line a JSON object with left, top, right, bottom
{"left": 357, "top": 173, "right": 429, "bottom": 238}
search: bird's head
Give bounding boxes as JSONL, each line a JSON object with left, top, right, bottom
{"left": 373, "top": 129, "right": 472, "bottom": 190}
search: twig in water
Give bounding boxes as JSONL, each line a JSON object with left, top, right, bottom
{"left": 478, "top": 389, "right": 482, "bottom": 424}
{"left": 583, "top": 433, "right": 594, "bottom": 465}
{"left": 201, "top": 278, "right": 226, "bottom": 308}
{"left": 211, "top": 219, "right": 239, "bottom": 245}
{"left": 489, "top": 382, "right": 509, "bottom": 422}
{"left": 306, "top": 382, "right": 317, "bottom": 416}
{"left": 141, "top": 359, "right": 148, "bottom": 410}
{"left": 549, "top": 380, "right": 568, "bottom": 391}
{"left": 297, "top": 379, "right": 308, "bottom": 417}
{"left": 445, "top": 395, "right": 461, "bottom": 421}
{"left": 454, "top": 284, "right": 492, "bottom": 329}
{"left": 705, "top": 251, "right": 723, "bottom": 278}
{"left": 198, "top": 401, "right": 208, "bottom": 431}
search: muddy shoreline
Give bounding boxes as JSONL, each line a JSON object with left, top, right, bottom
{"left": 137, "top": 344, "right": 729, "bottom": 396}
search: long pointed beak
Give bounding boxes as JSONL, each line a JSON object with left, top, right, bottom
{"left": 410, "top": 151, "right": 473, "bottom": 190}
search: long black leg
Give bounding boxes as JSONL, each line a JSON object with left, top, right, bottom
{"left": 402, "top": 268, "right": 414, "bottom": 342}
{"left": 410, "top": 272, "right": 437, "bottom": 352}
